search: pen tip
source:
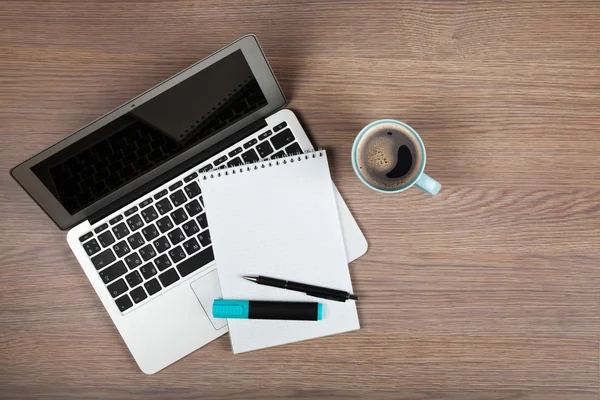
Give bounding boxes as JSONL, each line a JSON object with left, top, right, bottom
{"left": 243, "top": 276, "right": 258, "bottom": 282}
{"left": 348, "top": 294, "right": 359, "bottom": 301}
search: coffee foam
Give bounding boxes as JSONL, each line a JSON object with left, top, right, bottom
{"left": 366, "top": 135, "right": 397, "bottom": 171}
{"left": 356, "top": 122, "right": 423, "bottom": 189}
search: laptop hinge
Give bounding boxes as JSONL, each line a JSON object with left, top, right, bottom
{"left": 88, "top": 118, "right": 268, "bottom": 225}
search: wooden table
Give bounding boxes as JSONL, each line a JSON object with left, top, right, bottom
{"left": 1, "top": 1, "right": 599, "bottom": 399}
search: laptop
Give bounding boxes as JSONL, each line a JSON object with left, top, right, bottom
{"left": 10, "top": 35, "right": 368, "bottom": 374}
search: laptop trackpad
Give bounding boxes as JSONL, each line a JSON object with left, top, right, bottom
{"left": 190, "top": 270, "right": 227, "bottom": 330}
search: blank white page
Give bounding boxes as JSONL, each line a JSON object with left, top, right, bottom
{"left": 200, "top": 150, "right": 359, "bottom": 353}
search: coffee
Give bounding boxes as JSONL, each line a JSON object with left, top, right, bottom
{"left": 355, "top": 121, "right": 423, "bottom": 190}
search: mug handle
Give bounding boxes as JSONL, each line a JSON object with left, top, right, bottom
{"left": 415, "top": 173, "right": 442, "bottom": 195}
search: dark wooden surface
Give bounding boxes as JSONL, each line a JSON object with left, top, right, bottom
{"left": 1, "top": 1, "right": 599, "bottom": 399}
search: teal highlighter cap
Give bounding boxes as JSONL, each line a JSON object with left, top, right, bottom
{"left": 213, "top": 299, "right": 249, "bottom": 319}
{"left": 317, "top": 303, "right": 323, "bottom": 320}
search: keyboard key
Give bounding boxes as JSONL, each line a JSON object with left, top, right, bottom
{"left": 144, "top": 278, "right": 162, "bottom": 296}
{"left": 130, "top": 286, "right": 147, "bottom": 304}
{"left": 214, "top": 155, "right": 227, "bottom": 166}
{"left": 169, "top": 181, "right": 183, "bottom": 191}
{"left": 155, "top": 198, "right": 173, "bottom": 215}
{"left": 176, "top": 247, "right": 215, "bottom": 277}
{"left": 168, "top": 246, "right": 186, "bottom": 263}
{"left": 184, "top": 182, "right": 201, "bottom": 199}
{"left": 258, "top": 130, "right": 272, "bottom": 140}
{"left": 141, "top": 224, "right": 159, "bottom": 241}
{"left": 127, "top": 232, "right": 145, "bottom": 249}
{"left": 107, "top": 279, "right": 128, "bottom": 298}
{"left": 141, "top": 205, "right": 158, "bottom": 223}
{"left": 168, "top": 228, "right": 185, "bottom": 245}
{"left": 94, "top": 223, "right": 108, "bottom": 234}
{"left": 198, "top": 164, "right": 213, "bottom": 173}
{"left": 155, "top": 217, "right": 173, "bottom": 233}
{"left": 183, "top": 237, "right": 200, "bottom": 255}
{"left": 271, "top": 128, "right": 295, "bottom": 150}
{"left": 124, "top": 252, "right": 142, "bottom": 269}
{"left": 256, "top": 141, "right": 274, "bottom": 158}
{"left": 153, "top": 236, "right": 171, "bottom": 253}
{"left": 124, "top": 206, "right": 138, "bottom": 217}
{"left": 83, "top": 239, "right": 101, "bottom": 256}
{"left": 182, "top": 220, "right": 200, "bottom": 237}
{"left": 109, "top": 215, "right": 123, "bottom": 225}
{"left": 243, "top": 138, "right": 258, "bottom": 149}
{"left": 158, "top": 268, "right": 180, "bottom": 288}
{"left": 113, "top": 241, "right": 131, "bottom": 258}
{"left": 140, "top": 263, "right": 157, "bottom": 279}
{"left": 170, "top": 190, "right": 187, "bottom": 207}
{"left": 153, "top": 254, "right": 172, "bottom": 271}
{"left": 196, "top": 213, "right": 208, "bottom": 229}
{"left": 198, "top": 230, "right": 211, "bottom": 247}
{"left": 171, "top": 208, "right": 188, "bottom": 225}
{"left": 115, "top": 294, "right": 133, "bottom": 312}
{"left": 273, "top": 121, "right": 287, "bottom": 132}
{"left": 154, "top": 189, "right": 168, "bottom": 199}
{"left": 79, "top": 232, "right": 93, "bottom": 242}
{"left": 271, "top": 150, "right": 285, "bottom": 159}
{"left": 184, "top": 172, "right": 198, "bottom": 182}
{"left": 125, "top": 270, "right": 143, "bottom": 288}
{"left": 138, "top": 244, "right": 156, "bottom": 261}
{"left": 99, "top": 260, "right": 127, "bottom": 283}
{"left": 91, "top": 248, "right": 116, "bottom": 270}
{"left": 227, "top": 157, "right": 243, "bottom": 167}
{"left": 139, "top": 198, "right": 153, "bottom": 208}
{"left": 228, "top": 147, "right": 242, "bottom": 157}
{"left": 98, "top": 231, "right": 115, "bottom": 247}
{"left": 185, "top": 200, "right": 202, "bottom": 217}
{"left": 285, "top": 142, "right": 302, "bottom": 155}
{"left": 126, "top": 215, "right": 144, "bottom": 232}
{"left": 241, "top": 148, "right": 259, "bottom": 164}
{"left": 112, "top": 222, "right": 129, "bottom": 240}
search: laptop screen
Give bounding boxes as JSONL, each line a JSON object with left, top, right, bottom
{"left": 31, "top": 49, "right": 268, "bottom": 215}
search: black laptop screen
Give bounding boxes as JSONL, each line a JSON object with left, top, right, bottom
{"left": 31, "top": 50, "right": 268, "bottom": 214}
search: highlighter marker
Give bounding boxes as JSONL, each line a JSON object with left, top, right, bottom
{"left": 213, "top": 299, "right": 323, "bottom": 321}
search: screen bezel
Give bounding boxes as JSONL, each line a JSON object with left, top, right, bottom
{"left": 11, "top": 35, "right": 286, "bottom": 230}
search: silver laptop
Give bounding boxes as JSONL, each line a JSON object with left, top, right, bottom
{"left": 11, "top": 35, "right": 368, "bottom": 374}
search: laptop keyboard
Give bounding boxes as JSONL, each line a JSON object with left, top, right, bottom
{"left": 78, "top": 121, "right": 301, "bottom": 313}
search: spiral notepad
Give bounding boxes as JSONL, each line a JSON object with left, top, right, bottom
{"left": 199, "top": 150, "right": 359, "bottom": 353}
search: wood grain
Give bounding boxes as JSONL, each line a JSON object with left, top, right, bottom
{"left": 1, "top": 0, "right": 599, "bottom": 399}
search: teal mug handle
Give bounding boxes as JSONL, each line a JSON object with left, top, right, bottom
{"left": 415, "top": 173, "right": 441, "bottom": 195}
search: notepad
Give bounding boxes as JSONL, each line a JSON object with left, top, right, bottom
{"left": 199, "top": 150, "right": 359, "bottom": 353}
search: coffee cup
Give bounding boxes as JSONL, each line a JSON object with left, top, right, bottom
{"left": 351, "top": 120, "right": 441, "bottom": 195}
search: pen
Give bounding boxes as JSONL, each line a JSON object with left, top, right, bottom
{"left": 243, "top": 275, "right": 358, "bottom": 302}
{"left": 213, "top": 299, "right": 323, "bottom": 321}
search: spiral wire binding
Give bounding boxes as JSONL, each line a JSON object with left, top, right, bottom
{"left": 200, "top": 149, "right": 326, "bottom": 180}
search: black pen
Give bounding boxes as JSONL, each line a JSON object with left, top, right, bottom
{"left": 243, "top": 275, "right": 359, "bottom": 302}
